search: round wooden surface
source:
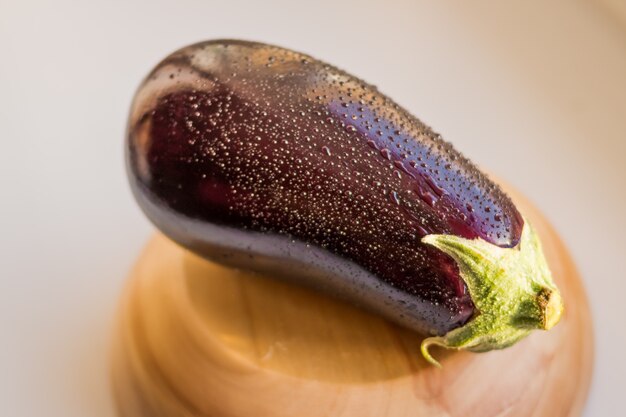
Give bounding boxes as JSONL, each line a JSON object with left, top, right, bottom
{"left": 111, "top": 189, "right": 593, "bottom": 417}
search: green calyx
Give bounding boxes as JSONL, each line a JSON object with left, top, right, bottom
{"left": 420, "top": 218, "right": 563, "bottom": 367}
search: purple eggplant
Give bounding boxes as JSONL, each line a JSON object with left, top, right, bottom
{"left": 126, "top": 40, "right": 562, "bottom": 365}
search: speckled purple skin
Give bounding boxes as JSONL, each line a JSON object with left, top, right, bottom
{"left": 126, "top": 40, "right": 523, "bottom": 336}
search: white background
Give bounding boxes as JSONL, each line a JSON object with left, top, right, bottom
{"left": 1, "top": 1, "right": 625, "bottom": 416}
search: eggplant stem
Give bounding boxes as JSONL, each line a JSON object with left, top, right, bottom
{"left": 420, "top": 337, "right": 448, "bottom": 368}
{"left": 420, "top": 217, "right": 563, "bottom": 367}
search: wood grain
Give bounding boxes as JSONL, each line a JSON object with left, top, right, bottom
{"left": 111, "top": 186, "right": 593, "bottom": 417}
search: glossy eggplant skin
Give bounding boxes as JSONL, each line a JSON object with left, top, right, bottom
{"left": 126, "top": 40, "right": 524, "bottom": 336}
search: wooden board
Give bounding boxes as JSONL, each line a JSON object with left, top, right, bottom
{"left": 111, "top": 187, "right": 593, "bottom": 417}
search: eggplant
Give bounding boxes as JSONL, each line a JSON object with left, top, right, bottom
{"left": 126, "top": 40, "right": 563, "bottom": 365}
